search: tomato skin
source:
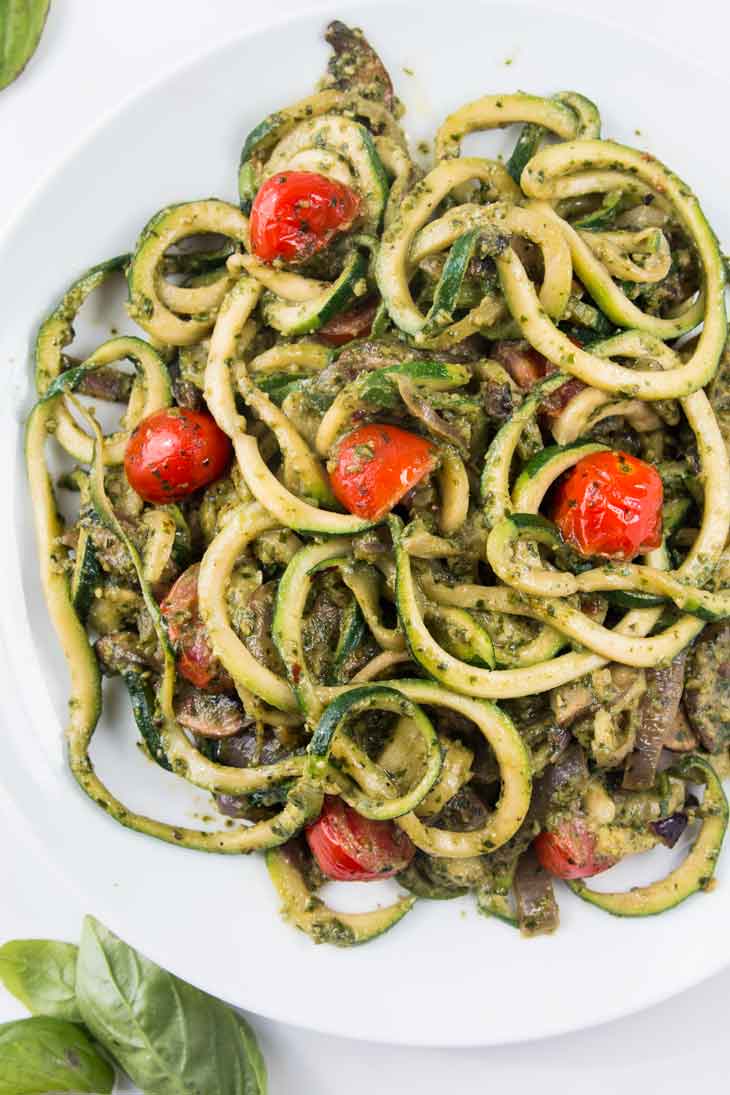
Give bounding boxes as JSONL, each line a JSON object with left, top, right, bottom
{"left": 534, "top": 820, "right": 617, "bottom": 880}
{"left": 318, "top": 296, "right": 378, "bottom": 346}
{"left": 160, "top": 564, "right": 232, "bottom": 691}
{"left": 306, "top": 796, "right": 415, "bottom": 881}
{"left": 124, "top": 408, "right": 232, "bottom": 504}
{"left": 330, "top": 424, "right": 437, "bottom": 521}
{"left": 250, "top": 171, "right": 361, "bottom": 264}
{"left": 552, "top": 450, "right": 663, "bottom": 561}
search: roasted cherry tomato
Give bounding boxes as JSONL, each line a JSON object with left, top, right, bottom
{"left": 552, "top": 450, "right": 663, "bottom": 561}
{"left": 306, "top": 796, "right": 415, "bottom": 881}
{"left": 160, "top": 564, "right": 232, "bottom": 691}
{"left": 330, "top": 423, "right": 437, "bottom": 521}
{"left": 534, "top": 819, "right": 618, "bottom": 880}
{"left": 249, "top": 171, "right": 361, "bottom": 264}
{"left": 124, "top": 408, "right": 231, "bottom": 504}
{"left": 318, "top": 296, "right": 379, "bottom": 346}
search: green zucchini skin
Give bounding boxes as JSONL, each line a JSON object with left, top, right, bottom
{"left": 435, "top": 91, "right": 599, "bottom": 162}
{"left": 572, "top": 190, "right": 623, "bottom": 230}
{"left": 273, "top": 539, "right": 357, "bottom": 719}
{"left": 234, "top": 434, "right": 377, "bottom": 537}
{"left": 507, "top": 123, "right": 542, "bottom": 184}
{"left": 314, "top": 357, "right": 470, "bottom": 455}
{"left": 570, "top": 756, "right": 728, "bottom": 917}
{"left": 239, "top": 105, "right": 389, "bottom": 230}
{"left": 306, "top": 684, "right": 442, "bottom": 820}
{"left": 604, "top": 590, "right": 666, "bottom": 611}
{"left": 422, "top": 229, "right": 479, "bottom": 336}
{"left": 512, "top": 440, "right": 610, "bottom": 509}
{"left": 398, "top": 859, "right": 467, "bottom": 901}
{"left": 34, "top": 254, "right": 130, "bottom": 395}
{"left": 516, "top": 141, "right": 727, "bottom": 399}
{"left": 262, "top": 250, "right": 367, "bottom": 335}
{"left": 477, "top": 891, "right": 519, "bottom": 928}
{"left": 43, "top": 335, "right": 173, "bottom": 466}
{"left": 425, "top": 604, "right": 496, "bottom": 669}
{"left": 25, "top": 398, "right": 103, "bottom": 785}
{"left": 481, "top": 372, "right": 569, "bottom": 523}
{"left": 198, "top": 502, "right": 298, "bottom": 713}
{"left": 122, "top": 670, "right": 172, "bottom": 772}
{"left": 70, "top": 533, "right": 102, "bottom": 623}
{"left": 127, "top": 199, "right": 249, "bottom": 345}
{"left": 490, "top": 511, "right": 730, "bottom": 626}
{"left": 266, "top": 845, "right": 415, "bottom": 946}
{"left": 164, "top": 504, "right": 193, "bottom": 570}
{"left": 331, "top": 598, "right": 366, "bottom": 682}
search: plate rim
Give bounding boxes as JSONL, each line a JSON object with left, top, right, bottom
{"left": 2, "top": 0, "right": 730, "bottom": 1047}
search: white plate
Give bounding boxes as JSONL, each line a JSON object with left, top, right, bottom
{"left": 1, "top": 0, "right": 728, "bottom": 1048}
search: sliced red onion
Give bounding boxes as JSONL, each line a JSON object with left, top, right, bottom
{"left": 514, "top": 846, "right": 560, "bottom": 936}
{"left": 623, "top": 652, "right": 686, "bottom": 790}
{"left": 650, "top": 812, "right": 688, "bottom": 849}
{"left": 530, "top": 743, "right": 588, "bottom": 825}
{"left": 395, "top": 375, "right": 466, "bottom": 450}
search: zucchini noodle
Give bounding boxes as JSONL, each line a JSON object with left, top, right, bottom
{"left": 26, "top": 21, "right": 730, "bottom": 944}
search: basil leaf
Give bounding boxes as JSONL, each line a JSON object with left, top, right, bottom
{"left": 0, "top": 940, "right": 81, "bottom": 1022}
{"left": 236, "top": 1015, "right": 267, "bottom": 1095}
{"left": 0, "top": 1016, "right": 114, "bottom": 1094}
{"left": 77, "top": 916, "right": 267, "bottom": 1095}
{"left": 0, "top": 0, "right": 51, "bottom": 92}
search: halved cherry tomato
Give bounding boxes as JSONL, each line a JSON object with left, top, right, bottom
{"left": 552, "top": 450, "right": 663, "bottom": 561}
{"left": 318, "top": 296, "right": 379, "bottom": 346}
{"left": 160, "top": 564, "right": 232, "bottom": 691}
{"left": 306, "top": 796, "right": 415, "bottom": 881}
{"left": 330, "top": 423, "right": 437, "bottom": 521}
{"left": 124, "top": 408, "right": 231, "bottom": 504}
{"left": 249, "top": 171, "right": 361, "bottom": 264}
{"left": 534, "top": 819, "right": 618, "bottom": 880}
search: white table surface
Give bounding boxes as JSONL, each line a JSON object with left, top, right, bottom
{"left": 2, "top": 1, "right": 730, "bottom": 1091}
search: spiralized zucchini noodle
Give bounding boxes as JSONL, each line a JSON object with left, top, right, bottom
{"left": 27, "top": 21, "right": 730, "bottom": 944}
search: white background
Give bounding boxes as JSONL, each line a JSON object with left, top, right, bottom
{"left": 2, "top": 1, "right": 730, "bottom": 1091}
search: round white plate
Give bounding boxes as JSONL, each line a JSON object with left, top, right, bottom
{"left": 1, "top": 0, "right": 728, "bottom": 1048}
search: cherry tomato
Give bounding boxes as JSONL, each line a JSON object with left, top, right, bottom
{"left": 124, "top": 408, "right": 231, "bottom": 504}
{"left": 160, "top": 564, "right": 232, "bottom": 691}
{"left": 306, "top": 796, "right": 415, "bottom": 881}
{"left": 552, "top": 450, "right": 663, "bottom": 561}
{"left": 318, "top": 296, "right": 379, "bottom": 346}
{"left": 250, "top": 171, "right": 361, "bottom": 264}
{"left": 534, "top": 819, "right": 618, "bottom": 880}
{"left": 330, "top": 423, "right": 437, "bottom": 521}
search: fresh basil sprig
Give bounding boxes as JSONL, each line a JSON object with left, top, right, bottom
{"left": 0, "top": 940, "right": 80, "bottom": 1022}
{"left": 0, "top": 1016, "right": 114, "bottom": 1094}
{"left": 0, "top": 917, "right": 268, "bottom": 1093}
{"left": 76, "top": 916, "right": 266, "bottom": 1094}
{"left": 0, "top": 0, "right": 51, "bottom": 92}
